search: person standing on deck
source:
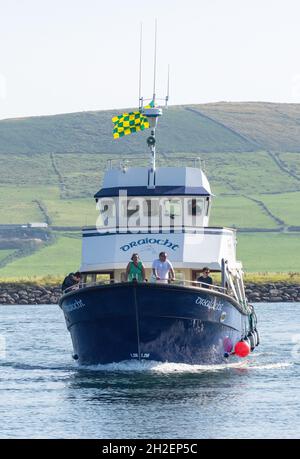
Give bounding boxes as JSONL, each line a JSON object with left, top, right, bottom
{"left": 152, "top": 252, "right": 175, "bottom": 284}
{"left": 197, "top": 267, "right": 213, "bottom": 289}
{"left": 62, "top": 272, "right": 81, "bottom": 292}
{"left": 126, "top": 253, "right": 146, "bottom": 282}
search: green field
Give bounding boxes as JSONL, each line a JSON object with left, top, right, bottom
{"left": 237, "top": 233, "right": 300, "bottom": 272}
{"left": 1, "top": 150, "right": 299, "bottom": 274}
{"left": 2, "top": 102, "right": 300, "bottom": 154}
{"left": 0, "top": 249, "right": 16, "bottom": 263}
{"left": 204, "top": 151, "right": 300, "bottom": 194}
{"left": 209, "top": 196, "right": 277, "bottom": 228}
{"left": 0, "top": 186, "right": 55, "bottom": 224}
{"left": 0, "top": 232, "right": 298, "bottom": 278}
{"left": 0, "top": 102, "right": 300, "bottom": 277}
{"left": 253, "top": 192, "right": 300, "bottom": 227}
{"left": 1, "top": 152, "right": 300, "bottom": 227}
{"left": 278, "top": 152, "right": 300, "bottom": 177}
{"left": 43, "top": 198, "right": 97, "bottom": 226}
{"left": 0, "top": 153, "right": 57, "bottom": 186}
{"left": 199, "top": 102, "right": 300, "bottom": 152}
{"left": 52, "top": 153, "right": 108, "bottom": 198}
{"left": 0, "top": 235, "right": 81, "bottom": 277}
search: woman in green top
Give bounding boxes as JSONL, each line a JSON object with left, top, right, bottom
{"left": 126, "top": 253, "right": 146, "bottom": 282}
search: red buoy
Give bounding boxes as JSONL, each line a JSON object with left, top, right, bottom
{"left": 234, "top": 340, "right": 250, "bottom": 357}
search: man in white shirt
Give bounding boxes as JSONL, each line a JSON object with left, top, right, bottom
{"left": 152, "top": 252, "right": 175, "bottom": 284}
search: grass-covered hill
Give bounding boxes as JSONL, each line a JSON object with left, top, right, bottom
{"left": 1, "top": 102, "right": 300, "bottom": 154}
{"left": 0, "top": 101, "right": 300, "bottom": 277}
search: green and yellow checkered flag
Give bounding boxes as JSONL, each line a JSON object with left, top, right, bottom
{"left": 112, "top": 100, "right": 155, "bottom": 139}
{"left": 112, "top": 111, "right": 149, "bottom": 139}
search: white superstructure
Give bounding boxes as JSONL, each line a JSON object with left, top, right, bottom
{"left": 79, "top": 105, "right": 247, "bottom": 307}
{"left": 81, "top": 157, "right": 240, "bottom": 287}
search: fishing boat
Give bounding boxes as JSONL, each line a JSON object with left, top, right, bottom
{"left": 59, "top": 104, "right": 259, "bottom": 365}
{"left": 59, "top": 29, "right": 259, "bottom": 365}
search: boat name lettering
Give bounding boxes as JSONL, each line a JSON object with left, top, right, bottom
{"left": 64, "top": 299, "right": 86, "bottom": 313}
{"left": 130, "top": 353, "right": 150, "bottom": 359}
{"left": 120, "top": 238, "right": 179, "bottom": 252}
{"left": 195, "top": 297, "right": 223, "bottom": 311}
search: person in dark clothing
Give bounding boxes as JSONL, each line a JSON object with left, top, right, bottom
{"left": 62, "top": 272, "right": 81, "bottom": 292}
{"left": 197, "top": 267, "right": 213, "bottom": 289}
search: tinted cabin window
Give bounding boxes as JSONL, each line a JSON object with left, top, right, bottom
{"left": 143, "top": 199, "right": 159, "bottom": 217}
{"left": 164, "top": 199, "right": 182, "bottom": 219}
{"left": 96, "top": 273, "right": 112, "bottom": 283}
{"left": 205, "top": 198, "right": 210, "bottom": 216}
{"left": 187, "top": 198, "right": 204, "bottom": 216}
{"left": 122, "top": 199, "right": 140, "bottom": 218}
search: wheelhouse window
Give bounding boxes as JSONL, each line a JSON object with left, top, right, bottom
{"left": 96, "top": 197, "right": 117, "bottom": 229}
{"left": 143, "top": 199, "right": 159, "bottom": 217}
{"left": 205, "top": 197, "right": 210, "bottom": 217}
{"left": 122, "top": 198, "right": 140, "bottom": 219}
{"left": 81, "top": 272, "right": 114, "bottom": 285}
{"left": 187, "top": 198, "right": 204, "bottom": 216}
{"left": 163, "top": 199, "right": 182, "bottom": 219}
{"left": 96, "top": 195, "right": 210, "bottom": 232}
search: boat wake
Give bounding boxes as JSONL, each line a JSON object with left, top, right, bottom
{"left": 79, "top": 359, "right": 247, "bottom": 373}
{"left": 79, "top": 358, "right": 293, "bottom": 373}
{"left": 0, "top": 358, "right": 292, "bottom": 376}
{"left": 246, "top": 362, "right": 293, "bottom": 370}
{"left": 0, "top": 361, "right": 75, "bottom": 372}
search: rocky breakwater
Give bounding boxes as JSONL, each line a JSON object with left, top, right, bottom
{"left": 0, "top": 282, "right": 300, "bottom": 305}
{"left": 245, "top": 283, "right": 300, "bottom": 303}
{"left": 0, "top": 284, "right": 62, "bottom": 305}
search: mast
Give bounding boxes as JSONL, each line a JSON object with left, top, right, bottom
{"left": 142, "top": 20, "right": 161, "bottom": 188}
{"left": 139, "top": 20, "right": 168, "bottom": 188}
{"left": 152, "top": 18, "right": 157, "bottom": 105}
{"left": 143, "top": 106, "right": 162, "bottom": 188}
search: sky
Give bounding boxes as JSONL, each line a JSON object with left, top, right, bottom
{"left": 1, "top": 0, "right": 300, "bottom": 119}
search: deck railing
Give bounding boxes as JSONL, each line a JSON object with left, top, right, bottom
{"left": 63, "top": 278, "right": 227, "bottom": 295}
{"left": 106, "top": 156, "right": 205, "bottom": 170}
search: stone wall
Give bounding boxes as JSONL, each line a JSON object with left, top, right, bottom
{"left": 245, "top": 283, "right": 300, "bottom": 303}
{"left": 0, "top": 284, "right": 61, "bottom": 305}
{"left": 0, "top": 282, "right": 300, "bottom": 305}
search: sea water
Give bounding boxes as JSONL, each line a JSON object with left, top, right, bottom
{"left": 0, "top": 303, "right": 299, "bottom": 439}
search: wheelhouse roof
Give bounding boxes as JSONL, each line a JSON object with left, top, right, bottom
{"left": 94, "top": 166, "right": 212, "bottom": 198}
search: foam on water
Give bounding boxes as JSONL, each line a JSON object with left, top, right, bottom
{"left": 79, "top": 359, "right": 251, "bottom": 373}
{"left": 0, "top": 303, "right": 299, "bottom": 438}
{"left": 79, "top": 356, "right": 294, "bottom": 373}
{"left": 246, "top": 362, "right": 293, "bottom": 370}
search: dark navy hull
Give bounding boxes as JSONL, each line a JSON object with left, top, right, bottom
{"left": 59, "top": 283, "right": 255, "bottom": 365}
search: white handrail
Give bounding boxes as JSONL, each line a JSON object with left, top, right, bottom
{"left": 63, "top": 278, "right": 227, "bottom": 294}
{"left": 106, "top": 156, "right": 203, "bottom": 170}
{"left": 177, "top": 278, "right": 227, "bottom": 291}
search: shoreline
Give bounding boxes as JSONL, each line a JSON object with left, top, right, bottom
{"left": 0, "top": 282, "right": 300, "bottom": 305}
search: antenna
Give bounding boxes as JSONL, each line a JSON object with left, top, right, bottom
{"left": 153, "top": 18, "right": 157, "bottom": 104}
{"left": 138, "top": 22, "right": 143, "bottom": 110}
{"left": 138, "top": 19, "right": 163, "bottom": 187}
{"left": 165, "top": 64, "right": 170, "bottom": 107}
